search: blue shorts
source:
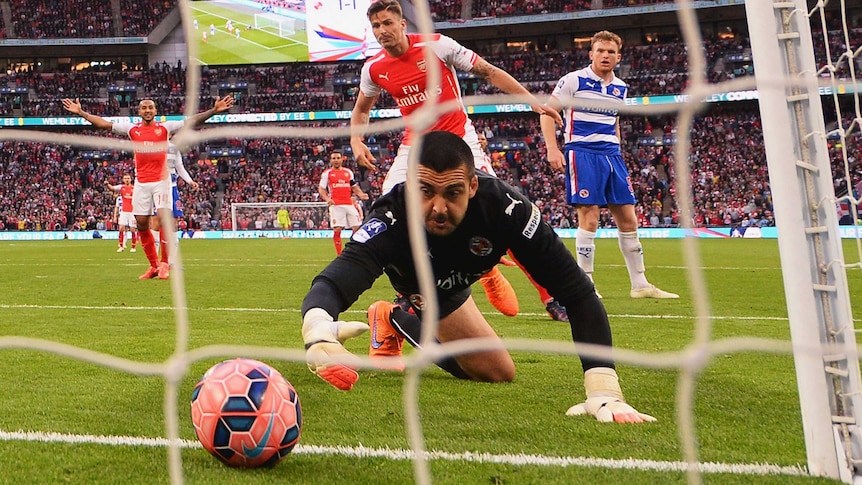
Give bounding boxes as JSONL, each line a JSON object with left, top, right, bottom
{"left": 563, "top": 148, "right": 635, "bottom": 207}
{"left": 171, "top": 185, "right": 183, "bottom": 218}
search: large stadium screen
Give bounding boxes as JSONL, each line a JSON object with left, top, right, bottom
{"left": 191, "top": 0, "right": 381, "bottom": 65}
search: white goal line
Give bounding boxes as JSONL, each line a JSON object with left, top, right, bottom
{"left": 0, "top": 429, "right": 809, "bottom": 478}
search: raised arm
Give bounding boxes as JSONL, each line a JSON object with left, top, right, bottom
{"left": 301, "top": 216, "right": 391, "bottom": 391}
{"left": 350, "top": 92, "right": 380, "bottom": 172}
{"left": 63, "top": 98, "right": 114, "bottom": 131}
{"left": 186, "top": 94, "right": 235, "bottom": 128}
{"left": 470, "top": 57, "right": 562, "bottom": 125}
{"left": 507, "top": 198, "right": 654, "bottom": 424}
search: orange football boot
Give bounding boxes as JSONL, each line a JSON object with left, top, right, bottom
{"left": 367, "top": 301, "right": 405, "bottom": 371}
{"left": 479, "top": 266, "right": 519, "bottom": 316}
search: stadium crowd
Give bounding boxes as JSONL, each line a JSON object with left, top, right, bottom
{"left": 6, "top": 0, "right": 176, "bottom": 38}
{"left": 2, "top": 0, "right": 857, "bottom": 41}
{"left": 3, "top": 23, "right": 859, "bottom": 118}
{"left": 1, "top": 1, "right": 859, "bottom": 232}
{"left": 1, "top": 0, "right": 680, "bottom": 39}
{"left": 4, "top": 102, "right": 860, "bottom": 233}
{"left": 427, "top": 0, "right": 680, "bottom": 22}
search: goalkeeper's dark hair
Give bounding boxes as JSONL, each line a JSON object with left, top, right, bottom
{"left": 417, "top": 131, "right": 475, "bottom": 178}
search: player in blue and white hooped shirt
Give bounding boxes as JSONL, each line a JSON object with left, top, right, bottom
{"left": 167, "top": 142, "right": 199, "bottom": 217}
{"left": 540, "top": 30, "right": 678, "bottom": 300}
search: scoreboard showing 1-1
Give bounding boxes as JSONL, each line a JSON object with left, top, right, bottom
{"left": 190, "top": 0, "right": 381, "bottom": 65}
{"left": 307, "top": 0, "right": 382, "bottom": 62}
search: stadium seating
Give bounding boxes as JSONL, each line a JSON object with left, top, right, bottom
{"left": 2, "top": 1, "right": 860, "bottom": 232}
{"left": 5, "top": 0, "right": 175, "bottom": 38}
{"left": 1, "top": 105, "right": 812, "bottom": 232}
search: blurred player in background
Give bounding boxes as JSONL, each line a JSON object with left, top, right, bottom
{"left": 300, "top": 131, "right": 654, "bottom": 425}
{"left": 106, "top": 174, "right": 137, "bottom": 253}
{"left": 62, "top": 95, "right": 234, "bottom": 280}
{"left": 277, "top": 205, "right": 291, "bottom": 239}
{"left": 148, "top": 141, "right": 201, "bottom": 279}
{"left": 540, "top": 30, "right": 677, "bottom": 299}
{"left": 177, "top": 217, "right": 191, "bottom": 239}
{"left": 318, "top": 150, "right": 368, "bottom": 255}
{"left": 350, "top": 0, "right": 563, "bottom": 318}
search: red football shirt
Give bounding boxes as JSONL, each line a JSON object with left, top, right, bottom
{"left": 113, "top": 120, "right": 184, "bottom": 183}
{"left": 360, "top": 33, "right": 477, "bottom": 145}
{"left": 118, "top": 185, "right": 133, "bottom": 212}
{"left": 319, "top": 167, "right": 356, "bottom": 205}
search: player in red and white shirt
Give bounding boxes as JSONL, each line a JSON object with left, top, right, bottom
{"left": 63, "top": 95, "right": 234, "bottom": 280}
{"left": 350, "top": 0, "right": 560, "bottom": 194}
{"left": 319, "top": 150, "right": 369, "bottom": 255}
{"left": 106, "top": 174, "right": 137, "bottom": 253}
{"left": 349, "top": 0, "right": 563, "bottom": 319}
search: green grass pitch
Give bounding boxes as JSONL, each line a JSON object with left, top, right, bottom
{"left": 0, "top": 237, "right": 857, "bottom": 484}
{"left": 190, "top": 1, "right": 309, "bottom": 65}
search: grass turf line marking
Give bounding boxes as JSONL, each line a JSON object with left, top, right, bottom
{"left": 0, "top": 304, "right": 789, "bottom": 321}
{"left": 0, "top": 429, "right": 808, "bottom": 477}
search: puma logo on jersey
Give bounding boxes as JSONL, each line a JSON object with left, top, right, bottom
{"left": 504, "top": 193, "right": 522, "bottom": 215}
{"left": 379, "top": 72, "right": 390, "bottom": 80}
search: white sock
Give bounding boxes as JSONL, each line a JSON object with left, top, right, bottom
{"left": 618, "top": 231, "right": 649, "bottom": 289}
{"left": 575, "top": 228, "right": 597, "bottom": 282}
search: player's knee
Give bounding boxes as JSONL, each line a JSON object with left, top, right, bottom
{"left": 478, "top": 366, "right": 515, "bottom": 383}
{"left": 468, "top": 359, "right": 516, "bottom": 383}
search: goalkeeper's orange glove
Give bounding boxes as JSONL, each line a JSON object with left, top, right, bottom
{"left": 302, "top": 308, "right": 368, "bottom": 391}
{"left": 566, "top": 367, "right": 656, "bottom": 423}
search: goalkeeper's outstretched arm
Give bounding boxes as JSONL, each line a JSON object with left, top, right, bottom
{"left": 508, "top": 213, "right": 655, "bottom": 424}
{"left": 300, "top": 279, "right": 368, "bottom": 391}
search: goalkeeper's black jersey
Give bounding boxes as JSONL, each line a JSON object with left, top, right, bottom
{"left": 314, "top": 172, "right": 595, "bottom": 317}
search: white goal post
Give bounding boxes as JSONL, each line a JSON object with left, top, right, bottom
{"left": 747, "top": 1, "right": 862, "bottom": 482}
{"left": 230, "top": 202, "right": 328, "bottom": 233}
{"left": 253, "top": 12, "right": 298, "bottom": 37}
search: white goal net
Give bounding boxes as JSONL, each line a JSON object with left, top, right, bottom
{"left": 253, "top": 12, "right": 297, "bottom": 38}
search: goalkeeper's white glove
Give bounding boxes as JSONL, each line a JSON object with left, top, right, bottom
{"left": 566, "top": 367, "right": 656, "bottom": 423}
{"left": 302, "top": 308, "right": 369, "bottom": 391}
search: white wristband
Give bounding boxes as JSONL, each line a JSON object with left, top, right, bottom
{"left": 584, "top": 367, "right": 624, "bottom": 400}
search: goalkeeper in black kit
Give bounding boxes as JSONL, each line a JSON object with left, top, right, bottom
{"left": 300, "top": 130, "right": 654, "bottom": 423}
